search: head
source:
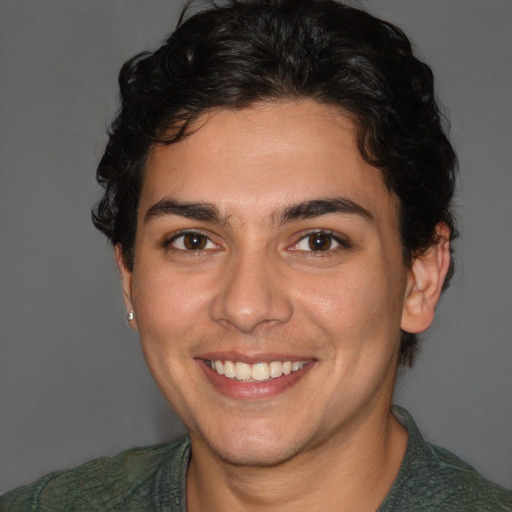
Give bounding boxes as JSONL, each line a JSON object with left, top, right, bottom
{"left": 92, "top": 0, "right": 457, "bottom": 365}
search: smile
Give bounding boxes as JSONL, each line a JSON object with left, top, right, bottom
{"left": 204, "top": 360, "right": 308, "bottom": 382}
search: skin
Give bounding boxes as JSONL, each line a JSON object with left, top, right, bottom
{"left": 117, "top": 100, "right": 450, "bottom": 511}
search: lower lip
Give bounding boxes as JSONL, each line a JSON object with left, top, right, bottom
{"left": 197, "top": 360, "right": 315, "bottom": 400}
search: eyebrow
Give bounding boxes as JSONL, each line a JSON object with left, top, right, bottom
{"left": 144, "top": 199, "right": 226, "bottom": 224}
{"left": 279, "top": 197, "right": 373, "bottom": 224}
{"left": 144, "top": 196, "right": 373, "bottom": 225}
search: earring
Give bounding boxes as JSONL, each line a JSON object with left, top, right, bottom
{"left": 127, "top": 311, "right": 134, "bottom": 322}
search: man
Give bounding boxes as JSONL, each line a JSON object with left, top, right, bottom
{"left": 1, "top": 0, "right": 511, "bottom": 510}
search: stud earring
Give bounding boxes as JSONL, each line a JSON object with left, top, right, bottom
{"left": 127, "top": 311, "right": 134, "bottom": 322}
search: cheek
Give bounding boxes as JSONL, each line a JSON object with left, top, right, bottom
{"left": 298, "top": 261, "right": 405, "bottom": 343}
{"left": 131, "top": 264, "right": 214, "bottom": 342}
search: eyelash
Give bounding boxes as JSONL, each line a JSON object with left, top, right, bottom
{"left": 163, "top": 230, "right": 220, "bottom": 252}
{"left": 291, "top": 230, "right": 350, "bottom": 253}
{"left": 163, "top": 229, "right": 350, "bottom": 254}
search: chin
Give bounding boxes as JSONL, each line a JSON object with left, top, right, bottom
{"left": 193, "top": 421, "right": 309, "bottom": 468}
{"left": 212, "top": 439, "right": 299, "bottom": 468}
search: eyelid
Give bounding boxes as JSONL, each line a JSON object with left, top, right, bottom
{"left": 289, "top": 229, "right": 350, "bottom": 251}
{"left": 163, "top": 229, "right": 221, "bottom": 251}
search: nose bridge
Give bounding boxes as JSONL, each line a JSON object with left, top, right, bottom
{"left": 211, "top": 243, "right": 292, "bottom": 333}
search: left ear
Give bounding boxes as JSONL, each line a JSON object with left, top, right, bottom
{"left": 115, "top": 244, "right": 138, "bottom": 332}
{"left": 401, "top": 223, "right": 451, "bottom": 334}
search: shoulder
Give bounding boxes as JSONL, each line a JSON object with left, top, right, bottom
{"left": 410, "top": 441, "right": 512, "bottom": 510}
{"left": 381, "top": 406, "right": 512, "bottom": 511}
{"left": 0, "top": 436, "right": 190, "bottom": 512}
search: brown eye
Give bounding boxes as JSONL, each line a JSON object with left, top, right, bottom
{"left": 292, "top": 231, "right": 348, "bottom": 253}
{"left": 182, "top": 233, "right": 208, "bottom": 250}
{"left": 308, "top": 232, "right": 333, "bottom": 251}
{"left": 167, "top": 232, "right": 216, "bottom": 251}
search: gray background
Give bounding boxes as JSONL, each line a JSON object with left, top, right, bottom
{"left": 1, "top": 0, "right": 511, "bottom": 493}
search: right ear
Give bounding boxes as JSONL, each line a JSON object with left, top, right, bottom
{"left": 115, "top": 244, "right": 138, "bottom": 331}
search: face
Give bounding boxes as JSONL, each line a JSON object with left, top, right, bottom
{"left": 120, "top": 101, "right": 414, "bottom": 466}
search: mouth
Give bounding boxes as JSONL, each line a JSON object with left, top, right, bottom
{"left": 203, "top": 359, "right": 308, "bottom": 383}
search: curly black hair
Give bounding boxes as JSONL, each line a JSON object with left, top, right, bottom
{"left": 92, "top": 0, "right": 458, "bottom": 366}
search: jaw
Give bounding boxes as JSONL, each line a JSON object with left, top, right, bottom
{"left": 185, "top": 368, "right": 401, "bottom": 501}
{"left": 182, "top": 360, "right": 396, "bottom": 470}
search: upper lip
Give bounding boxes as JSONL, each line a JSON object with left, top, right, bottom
{"left": 196, "top": 352, "right": 315, "bottom": 364}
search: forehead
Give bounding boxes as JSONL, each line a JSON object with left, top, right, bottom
{"left": 140, "top": 100, "right": 398, "bottom": 227}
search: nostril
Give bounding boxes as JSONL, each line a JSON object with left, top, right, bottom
{"left": 210, "top": 280, "right": 293, "bottom": 333}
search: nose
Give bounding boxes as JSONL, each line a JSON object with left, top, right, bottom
{"left": 210, "top": 250, "right": 293, "bottom": 334}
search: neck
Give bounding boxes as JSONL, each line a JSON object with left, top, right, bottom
{"left": 186, "top": 406, "right": 408, "bottom": 512}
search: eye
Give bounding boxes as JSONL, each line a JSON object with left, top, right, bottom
{"left": 166, "top": 231, "right": 218, "bottom": 251}
{"left": 293, "top": 232, "right": 347, "bottom": 252}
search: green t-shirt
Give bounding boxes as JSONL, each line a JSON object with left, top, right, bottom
{"left": 1, "top": 406, "right": 511, "bottom": 511}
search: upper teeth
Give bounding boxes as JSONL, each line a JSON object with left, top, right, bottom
{"left": 207, "top": 360, "right": 307, "bottom": 382}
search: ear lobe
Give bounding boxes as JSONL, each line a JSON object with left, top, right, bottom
{"left": 401, "top": 223, "right": 451, "bottom": 334}
{"left": 115, "top": 244, "right": 138, "bottom": 331}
